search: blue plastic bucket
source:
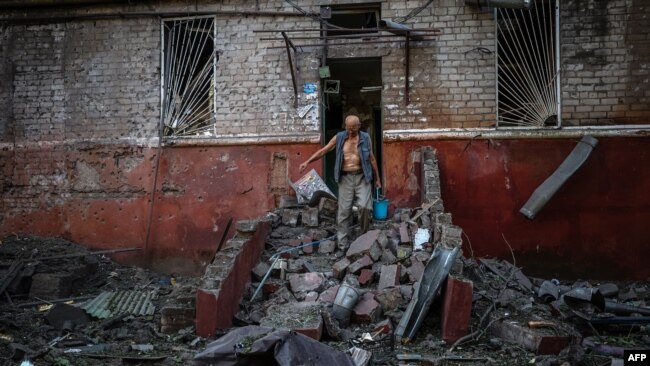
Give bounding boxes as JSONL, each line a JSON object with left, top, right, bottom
{"left": 373, "top": 188, "right": 389, "bottom": 220}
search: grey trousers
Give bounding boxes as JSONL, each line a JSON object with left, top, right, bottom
{"left": 337, "top": 172, "right": 372, "bottom": 249}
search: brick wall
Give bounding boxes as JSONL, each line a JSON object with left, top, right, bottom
{"left": 562, "top": 0, "right": 650, "bottom": 125}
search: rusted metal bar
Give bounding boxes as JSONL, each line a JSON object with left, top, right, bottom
{"left": 268, "top": 37, "right": 437, "bottom": 49}
{"left": 405, "top": 30, "right": 410, "bottom": 105}
{"left": 282, "top": 32, "right": 299, "bottom": 108}
{"left": 260, "top": 32, "right": 437, "bottom": 41}
{"left": 35, "top": 247, "right": 142, "bottom": 261}
{"left": 254, "top": 28, "right": 441, "bottom": 33}
{"left": 215, "top": 217, "right": 233, "bottom": 255}
{"left": 379, "top": 19, "right": 425, "bottom": 41}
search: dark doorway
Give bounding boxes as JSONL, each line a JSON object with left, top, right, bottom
{"left": 322, "top": 57, "right": 382, "bottom": 195}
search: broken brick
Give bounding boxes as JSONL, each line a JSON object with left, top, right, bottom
{"left": 358, "top": 269, "right": 375, "bottom": 286}
{"left": 302, "top": 243, "right": 315, "bottom": 254}
{"left": 489, "top": 318, "right": 572, "bottom": 355}
{"left": 251, "top": 261, "right": 270, "bottom": 281}
{"left": 332, "top": 258, "right": 351, "bottom": 280}
{"left": 318, "top": 285, "right": 339, "bottom": 304}
{"left": 263, "top": 278, "right": 286, "bottom": 295}
{"left": 376, "top": 287, "right": 404, "bottom": 312}
{"left": 288, "top": 272, "right": 325, "bottom": 293}
{"left": 301, "top": 207, "right": 319, "bottom": 227}
{"left": 282, "top": 209, "right": 300, "bottom": 227}
{"left": 318, "top": 240, "right": 336, "bottom": 254}
{"left": 236, "top": 219, "right": 258, "bottom": 233}
{"left": 380, "top": 248, "right": 397, "bottom": 264}
{"left": 399, "top": 222, "right": 410, "bottom": 243}
{"left": 347, "top": 255, "right": 373, "bottom": 275}
{"left": 318, "top": 198, "right": 338, "bottom": 217}
{"left": 441, "top": 276, "right": 473, "bottom": 344}
{"left": 346, "top": 229, "right": 382, "bottom": 261}
{"left": 378, "top": 264, "right": 401, "bottom": 290}
{"left": 352, "top": 292, "right": 382, "bottom": 324}
{"left": 406, "top": 259, "right": 425, "bottom": 283}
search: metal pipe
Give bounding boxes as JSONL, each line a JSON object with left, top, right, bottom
{"left": 465, "top": 0, "right": 533, "bottom": 10}
{"left": 268, "top": 37, "right": 437, "bottom": 49}
{"left": 254, "top": 28, "right": 440, "bottom": 33}
{"left": 379, "top": 19, "right": 425, "bottom": 41}
{"left": 405, "top": 31, "right": 410, "bottom": 105}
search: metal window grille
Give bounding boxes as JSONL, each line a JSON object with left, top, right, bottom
{"left": 496, "top": 0, "right": 560, "bottom": 128}
{"left": 161, "top": 17, "right": 217, "bottom": 137}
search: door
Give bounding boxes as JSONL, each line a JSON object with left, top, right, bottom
{"left": 321, "top": 57, "right": 383, "bottom": 195}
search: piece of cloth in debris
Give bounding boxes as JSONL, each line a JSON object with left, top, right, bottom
{"left": 193, "top": 325, "right": 355, "bottom": 366}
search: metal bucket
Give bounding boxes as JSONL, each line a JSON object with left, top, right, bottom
{"left": 332, "top": 284, "right": 360, "bottom": 326}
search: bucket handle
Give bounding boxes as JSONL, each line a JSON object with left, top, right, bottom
{"left": 375, "top": 187, "right": 381, "bottom": 200}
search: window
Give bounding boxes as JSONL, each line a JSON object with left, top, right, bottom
{"left": 321, "top": 4, "right": 381, "bottom": 37}
{"left": 162, "top": 17, "right": 217, "bottom": 137}
{"left": 496, "top": 0, "right": 560, "bottom": 127}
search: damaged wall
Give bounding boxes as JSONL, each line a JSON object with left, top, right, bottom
{"left": 384, "top": 136, "right": 650, "bottom": 280}
{"left": 0, "top": 0, "right": 649, "bottom": 278}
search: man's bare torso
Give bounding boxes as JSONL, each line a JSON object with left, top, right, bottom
{"left": 342, "top": 135, "right": 361, "bottom": 172}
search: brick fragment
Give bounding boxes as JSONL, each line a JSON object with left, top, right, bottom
{"left": 348, "top": 255, "right": 373, "bottom": 274}
{"left": 378, "top": 264, "right": 401, "bottom": 290}
{"left": 288, "top": 272, "right": 325, "bottom": 293}
{"left": 406, "top": 259, "right": 425, "bottom": 283}
{"left": 352, "top": 292, "right": 381, "bottom": 324}
{"left": 318, "top": 240, "right": 336, "bottom": 254}
{"left": 318, "top": 285, "right": 339, "bottom": 304}
{"left": 332, "top": 258, "right": 351, "bottom": 280}
{"left": 301, "top": 207, "right": 319, "bottom": 227}
{"left": 441, "top": 276, "right": 473, "bottom": 344}
{"left": 358, "top": 269, "right": 375, "bottom": 286}
{"left": 376, "top": 287, "right": 404, "bottom": 312}
{"left": 346, "top": 229, "right": 382, "bottom": 261}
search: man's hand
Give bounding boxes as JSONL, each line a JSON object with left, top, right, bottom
{"left": 375, "top": 178, "right": 382, "bottom": 189}
{"left": 299, "top": 162, "right": 308, "bottom": 172}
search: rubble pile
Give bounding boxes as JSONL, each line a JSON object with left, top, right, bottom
{"left": 227, "top": 196, "right": 650, "bottom": 366}
{"left": 0, "top": 235, "right": 200, "bottom": 365}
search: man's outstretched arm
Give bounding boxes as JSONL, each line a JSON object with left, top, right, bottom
{"left": 299, "top": 136, "right": 337, "bottom": 172}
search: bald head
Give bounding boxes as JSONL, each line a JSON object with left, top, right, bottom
{"left": 344, "top": 115, "right": 361, "bottom": 136}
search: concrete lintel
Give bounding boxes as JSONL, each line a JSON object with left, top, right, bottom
{"left": 384, "top": 126, "right": 650, "bottom": 141}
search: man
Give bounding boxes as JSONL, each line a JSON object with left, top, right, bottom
{"left": 299, "top": 115, "right": 381, "bottom": 251}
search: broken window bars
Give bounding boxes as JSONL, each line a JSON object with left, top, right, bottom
{"left": 495, "top": 0, "right": 560, "bottom": 128}
{"left": 161, "top": 16, "right": 217, "bottom": 137}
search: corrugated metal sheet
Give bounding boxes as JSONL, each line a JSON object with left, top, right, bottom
{"left": 78, "top": 290, "right": 156, "bottom": 319}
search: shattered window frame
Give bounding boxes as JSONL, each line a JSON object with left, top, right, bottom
{"left": 322, "top": 3, "right": 381, "bottom": 37}
{"left": 495, "top": 0, "right": 561, "bottom": 129}
{"left": 161, "top": 16, "right": 218, "bottom": 138}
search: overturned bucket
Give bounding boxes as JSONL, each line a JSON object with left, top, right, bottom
{"left": 332, "top": 284, "right": 360, "bottom": 327}
{"left": 373, "top": 188, "right": 389, "bottom": 220}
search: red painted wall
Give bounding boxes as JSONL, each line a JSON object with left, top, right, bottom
{"left": 2, "top": 136, "right": 649, "bottom": 279}
{"left": 1, "top": 143, "right": 319, "bottom": 275}
{"left": 384, "top": 136, "right": 650, "bottom": 280}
